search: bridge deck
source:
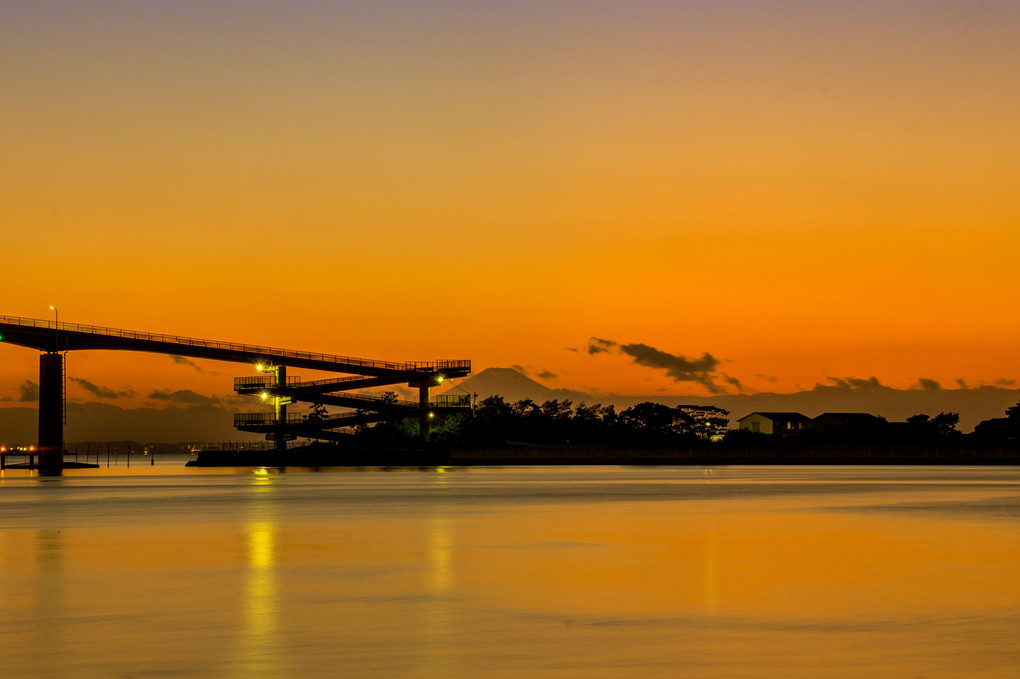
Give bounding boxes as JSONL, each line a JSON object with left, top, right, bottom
{"left": 0, "top": 315, "right": 470, "bottom": 377}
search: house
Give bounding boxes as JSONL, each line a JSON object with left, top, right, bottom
{"left": 736, "top": 412, "right": 811, "bottom": 435}
{"left": 810, "top": 413, "right": 885, "bottom": 431}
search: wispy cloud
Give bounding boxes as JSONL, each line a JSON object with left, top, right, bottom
{"left": 19, "top": 380, "right": 39, "bottom": 402}
{"left": 913, "top": 378, "right": 942, "bottom": 391}
{"left": 823, "top": 377, "right": 886, "bottom": 390}
{"left": 169, "top": 355, "right": 206, "bottom": 373}
{"left": 70, "top": 377, "right": 136, "bottom": 400}
{"left": 511, "top": 364, "right": 558, "bottom": 380}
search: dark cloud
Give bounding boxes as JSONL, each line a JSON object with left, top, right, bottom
{"left": 586, "top": 337, "right": 617, "bottom": 355}
{"left": 220, "top": 394, "right": 253, "bottom": 408}
{"left": 825, "top": 377, "right": 885, "bottom": 390}
{"left": 994, "top": 379, "right": 1017, "bottom": 388}
{"left": 70, "top": 377, "right": 135, "bottom": 400}
{"left": 584, "top": 337, "right": 733, "bottom": 393}
{"left": 957, "top": 379, "right": 970, "bottom": 389}
{"left": 19, "top": 380, "right": 39, "bottom": 402}
{"left": 723, "top": 375, "right": 743, "bottom": 389}
{"left": 148, "top": 389, "right": 219, "bottom": 405}
{"left": 510, "top": 364, "right": 557, "bottom": 380}
{"left": 755, "top": 374, "right": 779, "bottom": 383}
{"left": 169, "top": 355, "right": 206, "bottom": 373}
{"left": 914, "top": 378, "right": 942, "bottom": 391}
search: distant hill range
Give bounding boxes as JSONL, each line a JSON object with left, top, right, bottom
{"left": 442, "top": 367, "right": 1020, "bottom": 432}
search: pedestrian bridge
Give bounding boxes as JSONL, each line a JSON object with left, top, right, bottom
{"left": 0, "top": 315, "right": 471, "bottom": 473}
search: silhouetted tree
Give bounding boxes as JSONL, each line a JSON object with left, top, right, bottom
{"left": 906, "top": 412, "right": 961, "bottom": 443}
{"left": 680, "top": 405, "right": 730, "bottom": 440}
{"left": 931, "top": 412, "right": 960, "bottom": 438}
{"left": 971, "top": 401, "right": 1020, "bottom": 446}
{"left": 307, "top": 402, "right": 328, "bottom": 423}
{"left": 619, "top": 402, "right": 687, "bottom": 444}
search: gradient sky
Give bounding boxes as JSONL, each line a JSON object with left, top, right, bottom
{"left": 3, "top": 0, "right": 1019, "bottom": 406}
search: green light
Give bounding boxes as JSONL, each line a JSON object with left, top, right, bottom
{"left": 0, "top": 333, "right": 5, "bottom": 341}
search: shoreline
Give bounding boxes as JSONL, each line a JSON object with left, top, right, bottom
{"left": 186, "top": 444, "right": 1020, "bottom": 468}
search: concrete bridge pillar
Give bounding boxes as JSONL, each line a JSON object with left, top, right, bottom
{"left": 38, "top": 352, "right": 64, "bottom": 475}
{"left": 419, "top": 384, "right": 430, "bottom": 442}
{"left": 274, "top": 365, "right": 287, "bottom": 452}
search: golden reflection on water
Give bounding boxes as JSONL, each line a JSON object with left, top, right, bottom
{"left": 233, "top": 468, "right": 279, "bottom": 678}
{"left": 424, "top": 514, "right": 454, "bottom": 675}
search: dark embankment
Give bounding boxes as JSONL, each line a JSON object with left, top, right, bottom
{"left": 187, "top": 444, "right": 1020, "bottom": 467}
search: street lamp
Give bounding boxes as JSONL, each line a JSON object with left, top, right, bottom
{"left": 49, "top": 305, "right": 58, "bottom": 352}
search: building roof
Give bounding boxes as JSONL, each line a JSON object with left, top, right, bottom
{"left": 812, "top": 412, "right": 884, "bottom": 423}
{"left": 737, "top": 412, "right": 812, "bottom": 423}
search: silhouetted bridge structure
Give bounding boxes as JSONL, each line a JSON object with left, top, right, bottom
{"left": 0, "top": 315, "right": 471, "bottom": 474}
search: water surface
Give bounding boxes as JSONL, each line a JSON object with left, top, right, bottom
{"left": 2, "top": 464, "right": 1019, "bottom": 677}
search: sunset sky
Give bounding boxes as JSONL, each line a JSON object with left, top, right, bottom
{"left": 3, "top": 0, "right": 1019, "bottom": 407}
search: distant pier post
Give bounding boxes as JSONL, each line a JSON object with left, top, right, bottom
{"left": 38, "top": 351, "right": 64, "bottom": 475}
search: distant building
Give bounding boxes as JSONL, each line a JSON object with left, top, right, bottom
{"left": 809, "top": 412, "right": 888, "bottom": 443}
{"left": 736, "top": 412, "right": 811, "bottom": 435}
{"left": 810, "top": 413, "right": 885, "bottom": 431}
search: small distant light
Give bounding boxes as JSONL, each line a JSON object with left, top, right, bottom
{"left": 428, "top": 412, "right": 435, "bottom": 419}
{"left": 256, "top": 364, "right": 263, "bottom": 371}
{"left": 260, "top": 392, "right": 269, "bottom": 400}
{"left": 437, "top": 375, "right": 444, "bottom": 384}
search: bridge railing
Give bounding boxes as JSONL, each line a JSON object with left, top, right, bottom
{"left": 234, "top": 413, "right": 308, "bottom": 426}
{"left": 433, "top": 394, "right": 472, "bottom": 408}
{"left": 327, "top": 392, "right": 421, "bottom": 408}
{"left": 234, "top": 376, "right": 304, "bottom": 390}
{"left": 0, "top": 315, "right": 470, "bottom": 373}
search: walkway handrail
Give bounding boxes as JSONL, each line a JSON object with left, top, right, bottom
{"left": 0, "top": 315, "right": 470, "bottom": 373}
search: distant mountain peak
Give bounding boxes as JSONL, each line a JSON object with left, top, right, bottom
{"left": 440, "top": 366, "right": 553, "bottom": 401}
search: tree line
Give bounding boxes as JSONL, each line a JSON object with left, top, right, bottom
{"left": 349, "top": 396, "right": 730, "bottom": 448}
{"left": 342, "top": 395, "right": 1020, "bottom": 449}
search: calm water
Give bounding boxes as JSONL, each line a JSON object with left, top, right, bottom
{"left": 2, "top": 463, "right": 1019, "bottom": 678}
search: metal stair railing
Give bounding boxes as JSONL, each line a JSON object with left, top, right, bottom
{"left": 234, "top": 413, "right": 308, "bottom": 426}
{"left": 234, "top": 376, "right": 304, "bottom": 390}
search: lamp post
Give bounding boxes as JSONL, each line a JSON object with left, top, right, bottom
{"left": 49, "top": 305, "right": 58, "bottom": 352}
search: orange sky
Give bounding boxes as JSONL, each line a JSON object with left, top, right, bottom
{"left": 3, "top": 0, "right": 1019, "bottom": 405}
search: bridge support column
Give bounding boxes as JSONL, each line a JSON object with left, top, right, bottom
{"left": 274, "top": 365, "right": 288, "bottom": 453}
{"left": 38, "top": 352, "right": 64, "bottom": 475}
{"left": 419, "top": 384, "right": 430, "bottom": 442}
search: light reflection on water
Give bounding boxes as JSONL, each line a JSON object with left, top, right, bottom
{"left": 1, "top": 465, "right": 1019, "bottom": 677}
